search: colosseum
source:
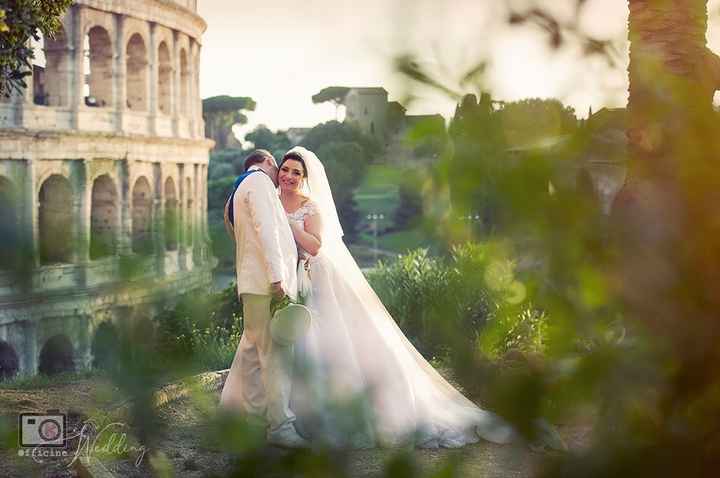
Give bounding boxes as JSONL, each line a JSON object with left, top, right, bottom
{"left": 0, "top": 0, "right": 215, "bottom": 379}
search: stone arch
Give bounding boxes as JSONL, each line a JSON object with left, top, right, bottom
{"left": 0, "top": 176, "right": 19, "bottom": 269}
{"left": 0, "top": 341, "right": 19, "bottom": 381}
{"left": 131, "top": 176, "right": 153, "bottom": 254}
{"left": 179, "top": 48, "right": 189, "bottom": 116}
{"left": 85, "top": 26, "right": 113, "bottom": 107}
{"left": 185, "top": 176, "right": 193, "bottom": 246}
{"left": 91, "top": 321, "right": 119, "bottom": 370}
{"left": 38, "top": 334, "right": 75, "bottom": 376}
{"left": 126, "top": 33, "right": 148, "bottom": 111}
{"left": 90, "top": 174, "right": 118, "bottom": 260}
{"left": 41, "top": 27, "right": 70, "bottom": 107}
{"left": 164, "top": 177, "right": 179, "bottom": 251}
{"left": 158, "top": 41, "right": 172, "bottom": 115}
{"left": 38, "top": 175, "right": 74, "bottom": 265}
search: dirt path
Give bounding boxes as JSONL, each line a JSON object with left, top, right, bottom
{"left": 0, "top": 373, "right": 588, "bottom": 477}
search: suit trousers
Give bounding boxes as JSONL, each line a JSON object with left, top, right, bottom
{"left": 231, "top": 293, "right": 296, "bottom": 432}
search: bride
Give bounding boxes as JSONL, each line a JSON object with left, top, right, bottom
{"left": 274, "top": 146, "right": 516, "bottom": 449}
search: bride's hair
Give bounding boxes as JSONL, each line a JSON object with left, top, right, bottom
{"left": 279, "top": 151, "right": 308, "bottom": 178}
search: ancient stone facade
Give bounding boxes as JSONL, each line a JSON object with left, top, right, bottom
{"left": 0, "top": 0, "right": 215, "bottom": 379}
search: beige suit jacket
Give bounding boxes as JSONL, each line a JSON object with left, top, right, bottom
{"left": 224, "top": 168, "right": 298, "bottom": 300}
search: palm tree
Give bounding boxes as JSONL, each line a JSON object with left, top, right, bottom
{"left": 625, "top": 0, "right": 719, "bottom": 174}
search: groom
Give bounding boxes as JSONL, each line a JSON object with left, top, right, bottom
{"left": 219, "top": 149, "right": 306, "bottom": 448}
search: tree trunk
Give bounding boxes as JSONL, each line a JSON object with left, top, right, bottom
{"left": 616, "top": 0, "right": 720, "bottom": 352}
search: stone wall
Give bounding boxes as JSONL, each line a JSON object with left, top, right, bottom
{"left": 0, "top": 0, "right": 215, "bottom": 380}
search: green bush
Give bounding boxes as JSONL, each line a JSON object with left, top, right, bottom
{"left": 368, "top": 243, "right": 548, "bottom": 362}
{"left": 153, "top": 283, "right": 243, "bottom": 373}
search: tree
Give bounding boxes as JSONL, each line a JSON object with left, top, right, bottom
{"left": 302, "top": 120, "right": 381, "bottom": 161}
{"left": 315, "top": 141, "right": 367, "bottom": 240}
{"left": 496, "top": 98, "right": 577, "bottom": 147}
{"left": 311, "top": 86, "right": 350, "bottom": 120}
{"left": 244, "top": 125, "right": 291, "bottom": 158}
{"left": 202, "top": 95, "right": 256, "bottom": 150}
{"left": 0, "top": 0, "right": 73, "bottom": 96}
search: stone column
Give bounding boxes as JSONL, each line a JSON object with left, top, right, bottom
{"left": 23, "top": 160, "right": 40, "bottom": 269}
{"left": 152, "top": 163, "right": 165, "bottom": 276}
{"left": 72, "top": 160, "right": 90, "bottom": 289}
{"left": 22, "top": 40, "right": 34, "bottom": 106}
{"left": 149, "top": 22, "right": 159, "bottom": 136}
{"left": 188, "top": 40, "right": 198, "bottom": 139}
{"left": 194, "top": 45, "right": 203, "bottom": 139}
{"left": 191, "top": 163, "right": 200, "bottom": 262}
{"left": 71, "top": 5, "right": 86, "bottom": 129}
{"left": 18, "top": 320, "right": 39, "bottom": 376}
{"left": 172, "top": 30, "right": 181, "bottom": 137}
{"left": 177, "top": 163, "right": 188, "bottom": 270}
{"left": 114, "top": 13, "right": 127, "bottom": 132}
{"left": 118, "top": 159, "right": 132, "bottom": 255}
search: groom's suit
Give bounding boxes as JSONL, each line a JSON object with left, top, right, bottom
{"left": 220, "top": 166, "right": 298, "bottom": 433}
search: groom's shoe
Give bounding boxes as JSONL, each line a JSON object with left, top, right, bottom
{"left": 267, "top": 423, "right": 310, "bottom": 449}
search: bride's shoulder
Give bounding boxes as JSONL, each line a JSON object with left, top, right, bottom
{"left": 300, "top": 197, "right": 320, "bottom": 216}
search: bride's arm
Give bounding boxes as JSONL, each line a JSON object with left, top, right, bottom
{"left": 290, "top": 213, "right": 323, "bottom": 256}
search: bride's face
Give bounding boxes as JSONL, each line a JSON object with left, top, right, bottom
{"left": 278, "top": 159, "right": 305, "bottom": 192}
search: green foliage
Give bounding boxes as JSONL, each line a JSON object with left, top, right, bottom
{"left": 299, "top": 122, "right": 379, "bottom": 238}
{"left": 311, "top": 86, "right": 350, "bottom": 105}
{"left": 0, "top": 0, "right": 72, "bottom": 96}
{"left": 202, "top": 95, "right": 256, "bottom": 149}
{"left": 302, "top": 120, "right": 382, "bottom": 160}
{"left": 202, "top": 95, "right": 256, "bottom": 114}
{"left": 394, "top": 170, "right": 424, "bottom": 229}
{"left": 153, "top": 283, "right": 243, "bottom": 373}
{"left": 447, "top": 94, "right": 580, "bottom": 236}
{"left": 367, "top": 243, "right": 544, "bottom": 363}
{"left": 244, "top": 124, "right": 291, "bottom": 158}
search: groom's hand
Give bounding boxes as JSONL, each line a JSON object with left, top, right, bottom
{"left": 270, "top": 281, "right": 286, "bottom": 300}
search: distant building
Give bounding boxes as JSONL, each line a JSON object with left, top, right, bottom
{"left": 343, "top": 87, "right": 389, "bottom": 143}
{"left": 319, "top": 86, "right": 445, "bottom": 163}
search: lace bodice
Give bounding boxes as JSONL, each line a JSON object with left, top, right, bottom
{"left": 286, "top": 199, "right": 319, "bottom": 225}
{"left": 286, "top": 199, "right": 320, "bottom": 257}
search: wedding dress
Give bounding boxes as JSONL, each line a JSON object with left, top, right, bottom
{"left": 281, "top": 147, "right": 516, "bottom": 449}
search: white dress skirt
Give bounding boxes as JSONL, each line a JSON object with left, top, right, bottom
{"left": 286, "top": 201, "right": 515, "bottom": 449}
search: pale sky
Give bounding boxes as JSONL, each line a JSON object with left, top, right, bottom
{"left": 198, "top": 0, "right": 720, "bottom": 135}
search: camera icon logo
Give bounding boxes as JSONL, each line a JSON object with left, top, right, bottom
{"left": 19, "top": 410, "right": 66, "bottom": 448}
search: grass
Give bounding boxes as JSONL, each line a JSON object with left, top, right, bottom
{"left": 354, "top": 164, "right": 403, "bottom": 237}
{"left": 352, "top": 163, "right": 446, "bottom": 259}
{"left": 0, "top": 369, "right": 98, "bottom": 390}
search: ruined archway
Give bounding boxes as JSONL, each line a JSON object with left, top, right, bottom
{"left": 0, "top": 341, "right": 19, "bottom": 381}
{"left": 126, "top": 33, "right": 148, "bottom": 111}
{"left": 90, "top": 174, "right": 118, "bottom": 260}
{"left": 38, "top": 334, "right": 75, "bottom": 376}
{"left": 164, "top": 177, "right": 179, "bottom": 251}
{"left": 158, "top": 41, "right": 172, "bottom": 115}
{"left": 0, "top": 176, "right": 19, "bottom": 269}
{"left": 131, "top": 176, "right": 153, "bottom": 254}
{"left": 85, "top": 26, "right": 113, "bottom": 107}
{"left": 39, "top": 175, "right": 74, "bottom": 265}
{"left": 91, "top": 321, "right": 119, "bottom": 370}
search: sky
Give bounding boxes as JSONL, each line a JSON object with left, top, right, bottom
{"left": 197, "top": 0, "right": 720, "bottom": 136}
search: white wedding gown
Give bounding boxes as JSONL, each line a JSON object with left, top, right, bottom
{"left": 285, "top": 200, "right": 515, "bottom": 449}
